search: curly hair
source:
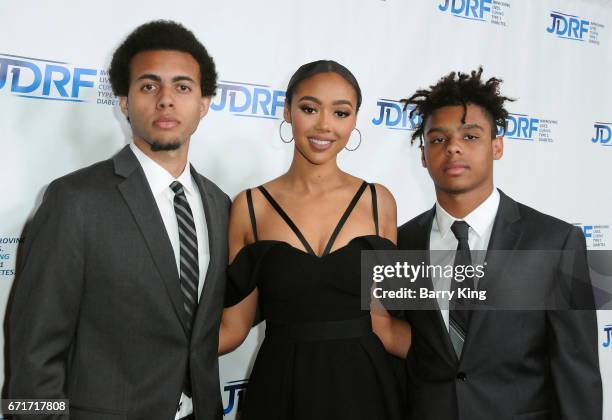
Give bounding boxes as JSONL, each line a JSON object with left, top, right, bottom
{"left": 400, "top": 67, "right": 514, "bottom": 146}
{"left": 109, "top": 20, "right": 217, "bottom": 97}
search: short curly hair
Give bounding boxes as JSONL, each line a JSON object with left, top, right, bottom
{"left": 109, "top": 20, "right": 217, "bottom": 97}
{"left": 400, "top": 67, "right": 514, "bottom": 146}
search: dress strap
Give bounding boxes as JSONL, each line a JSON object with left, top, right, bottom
{"left": 257, "top": 186, "right": 316, "bottom": 256}
{"left": 246, "top": 189, "right": 259, "bottom": 241}
{"left": 322, "top": 181, "right": 369, "bottom": 256}
{"left": 369, "top": 184, "right": 379, "bottom": 236}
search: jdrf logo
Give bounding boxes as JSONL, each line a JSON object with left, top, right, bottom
{"left": 575, "top": 224, "right": 593, "bottom": 238}
{"left": 211, "top": 81, "right": 285, "bottom": 119}
{"left": 222, "top": 379, "right": 247, "bottom": 415}
{"left": 503, "top": 113, "right": 539, "bottom": 140}
{"left": 591, "top": 122, "right": 611, "bottom": 146}
{"left": 372, "top": 100, "right": 421, "bottom": 131}
{"left": 501, "top": 113, "right": 556, "bottom": 143}
{"left": 574, "top": 223, "right": 610, "bottom": 249}
{"left": 603, "top": 324, "right": 612, "bottom": 348}
{"left": 0, "top": 53, "right": 97, "bottom": 102}
{"left": 546, "top": 12, "right": 589, "bottom": 41}
{"left": 438, "top": 0, "right": 492, "bottom": 21}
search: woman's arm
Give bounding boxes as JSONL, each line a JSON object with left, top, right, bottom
{"left": 371, "top": 306, "right": 411, "bottom": 358}
{"left": 219, "top": 290, "right": 258, "bottom": 355}
{"left": 369, "top": 184, "right": 412, "bottom": 358}
{"left": 219, "top": 191, "right": 259, "bottom": 355}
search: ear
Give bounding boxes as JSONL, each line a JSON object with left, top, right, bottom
{"left": 492, "top": 135, "right": 504, "bottom": 160}
{"left": 119, "top": 96, "right": 129, "bottom": 119}
{"left": 283, "top": 103, "right": 291, "bottom": 123}
{"left": 420, "top": 144, "right": 427, "bottom": 168}
{"left": 199, "top": 96, "right": 212, "bottom": 119}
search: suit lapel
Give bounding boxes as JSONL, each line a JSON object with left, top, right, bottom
{"left": 190, "top": 167, "right": 221, "bottom": 338}
{"left": 416, "top": 207, "right": 460, "bottom": 364}
{"left": 460, "top": 190, "right": 523, "bottom": 361}
{"left": 415, "top": 207, "right": 437, "bottom": 298}
{"left": 114, "top": 146, "right": 189, "bottom": 336}
{"left": 481, "top": 190, "right": 523, "bottom": 285}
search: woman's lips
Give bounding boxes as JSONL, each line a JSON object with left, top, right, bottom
{"left": 308, "top": 137, "right": 334, "bottom": 151}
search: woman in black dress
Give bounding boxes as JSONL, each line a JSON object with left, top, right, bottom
{"left": 219, "top": 60, "right": 411, "bottom": 420}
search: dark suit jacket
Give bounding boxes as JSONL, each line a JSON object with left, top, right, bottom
{"left": 398, "top": 190, "right": 602, "bottom": 420}
{"left": 8, "top": 145, "right": 230, "bottom": 420}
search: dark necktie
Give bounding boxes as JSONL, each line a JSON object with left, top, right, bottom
{"left": 170, "top": 181, "right": 200, "bottom": 329}
{"left": 449, "top": 220, "right": 473, "bottom": 358}
{"left": 170, "top": 181, "right": 198, "bottom": 397}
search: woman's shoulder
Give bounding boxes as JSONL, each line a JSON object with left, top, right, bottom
{"left": 231, "top": 173, "right": 286, "bottom": 200}
{"left": 359, "top": 180, "right": 398, "bottom": 241}
{"left": 343, "top": 173, "right": 397, "bottom": 209}
{"left": 370, "top": 182, "right": 396, "bottom": 207}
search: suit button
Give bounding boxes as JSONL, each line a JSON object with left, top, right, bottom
{"left": 456, "top": 372, "right": 467, "bottom": 381}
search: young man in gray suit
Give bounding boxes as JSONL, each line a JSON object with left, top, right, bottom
{"left": 397, "top": 68, "right": 602, "bottom": 420}
{"left": 9, "top": 21, "right": 230, "bottom": 420}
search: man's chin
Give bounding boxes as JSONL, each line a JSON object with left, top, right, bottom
{"left": 142, "top": 137, "right": 183, "bottom": 152}
{"left": 150, "top": 142, "right": 181, "bottom": 152}
{"left": 436, "top": 182, "right": 472, "bottom": 195}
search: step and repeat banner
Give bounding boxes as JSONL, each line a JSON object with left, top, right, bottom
{"left": 1, "top": 0, "right": 611, "bottom": 418}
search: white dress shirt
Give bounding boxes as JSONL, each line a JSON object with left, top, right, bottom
{"left": 429, "top": 188, "right": 500, "bottom": 330}
{"left": 130, "top": 143, "right": 209, "bottom": 419}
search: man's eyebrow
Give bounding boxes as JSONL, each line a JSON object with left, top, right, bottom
{"left": 172, "top": 75, "right": 196, "bottom": 83}
{"left": 426, "top": 126, "right": 448, "bottom": 135}
{"left": 463, "top": 123, "right": 484, "bottom": 131}
{"left": 135, "top": 73, "right": 162, "bottom": 82}
{"left": 134, "top": 74, "right": 196, "bottom": 84}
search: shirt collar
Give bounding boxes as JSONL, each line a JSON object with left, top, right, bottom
{"left": 129, "top": 143, "right": 196, "bottom": 197}
{"left": 435, "top": 188, "right": 500, "bottom": 240}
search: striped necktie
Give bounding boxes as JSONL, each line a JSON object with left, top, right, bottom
{"left": 449, "top": 220, "right": 474, "bottom": 359}
{"left": 170, "top": 181, "right": 199, "bottom": 331}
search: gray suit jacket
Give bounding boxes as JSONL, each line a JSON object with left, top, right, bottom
{"left": 8, "top": 145, "right": 230, "bottom": 420}
{"left": 398, "top": 190, "right": 602, "bottom": 420}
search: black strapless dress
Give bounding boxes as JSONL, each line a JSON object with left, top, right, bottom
{"left": 224, "top": 181, "right": 404, "bottom": 420}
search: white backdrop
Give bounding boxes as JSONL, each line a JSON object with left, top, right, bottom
{"left": 1, "top": 0, "right": 611, "bottom": 418}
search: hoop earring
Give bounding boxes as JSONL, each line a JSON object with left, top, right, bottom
{"left": 279, "top": 120, "right": 293, "bottom": 143}
{"left": 345, "top": 128, "right": 362, "bottom": 151}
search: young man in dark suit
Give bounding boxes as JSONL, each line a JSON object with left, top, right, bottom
{"left": 9, "top": 21, "right": 229, "bottom": 420}
{"left": 398, "top": 68, "right": 602, "bottom": 420}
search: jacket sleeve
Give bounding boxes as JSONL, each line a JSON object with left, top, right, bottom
{"left": 8, "top": 179, "right": 85, "bottom": 406}
{"left": 547, "top": 226, "right": 602, "bottom": 420}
